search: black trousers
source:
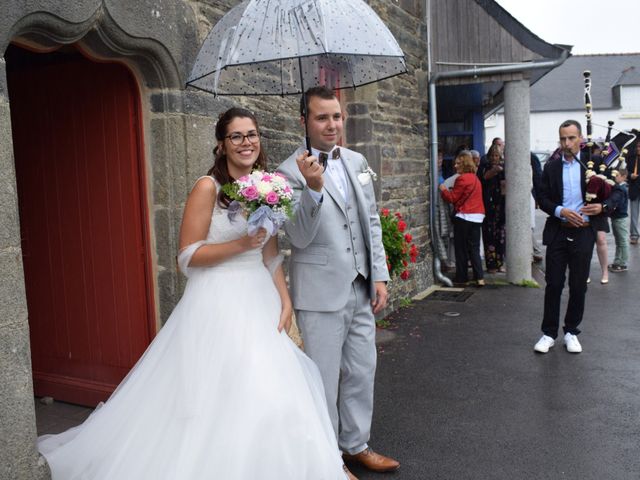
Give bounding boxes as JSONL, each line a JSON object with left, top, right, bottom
{"left": 541, "top": 226, "right": 595, "bottom": 338}
{"left": 453, "top": 217, "right": 483, "bottom": 283}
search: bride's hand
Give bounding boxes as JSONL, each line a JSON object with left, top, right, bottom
{"left": 277, "top": 303, "right": 293, "bottom": 333}
{"left": 238, "top": 228, "right": 267, "bottom": 250}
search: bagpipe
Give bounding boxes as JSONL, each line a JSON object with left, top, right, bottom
{"left": 581, "top": 70, "right": 637, "bottom": 203}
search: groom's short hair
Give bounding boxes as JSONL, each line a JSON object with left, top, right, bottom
{"left": 300, "top": 86, "right": 337, "bottom": 118}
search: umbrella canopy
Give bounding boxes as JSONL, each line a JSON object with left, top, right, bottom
{"left": 187, "top": 0, "right": 407, "bottom": 96}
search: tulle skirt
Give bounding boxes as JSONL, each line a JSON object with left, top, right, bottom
{"left": 38, "top": 261, "right": 346, "bottom": 479}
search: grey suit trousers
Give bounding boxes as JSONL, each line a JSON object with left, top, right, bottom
{"left": 296, "top": 276, "right": 376, "bottom": 455}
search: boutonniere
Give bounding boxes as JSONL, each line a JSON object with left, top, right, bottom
{"left": 357, "top": 166, "right": 378, "bottom": 185}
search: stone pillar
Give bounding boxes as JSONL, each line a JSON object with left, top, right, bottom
{"left": 504, "top": 79, "right": 533, "bottom": 284}
{"left": 0, "top": 59, "right": 50, "bottom": 479}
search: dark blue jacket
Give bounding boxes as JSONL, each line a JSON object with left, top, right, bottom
{"left": 608, "top": 182, "right": 628, "bottom": 219}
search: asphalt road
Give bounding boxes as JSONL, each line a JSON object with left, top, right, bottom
{"left": 354, "top": 214, "right": 640, "bottom": 480}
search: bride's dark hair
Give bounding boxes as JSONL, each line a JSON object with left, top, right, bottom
{"left": 207, "top": 107, "right": 268, "bottom": 208}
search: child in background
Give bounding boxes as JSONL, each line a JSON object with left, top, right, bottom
{"left": 608, "top": 168, "right": 630, "bottom": 272}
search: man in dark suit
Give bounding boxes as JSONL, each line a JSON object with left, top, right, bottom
{"left": 534, "top": 120, "right": 605, "bottom": 354}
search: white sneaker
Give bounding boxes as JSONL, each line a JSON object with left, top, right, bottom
{"left": 534, "top": 335, "right": 555, "bottom": 353}
{"left": 564, "top": 333, "right": 582, "bottom": 353}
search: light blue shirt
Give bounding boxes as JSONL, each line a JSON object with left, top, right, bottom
{"left": 554, "top": 152, "right": 587, "bottom": 221}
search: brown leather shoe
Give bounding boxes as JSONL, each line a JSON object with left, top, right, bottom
{"left": 343, "top": 448, "right": 400, "bottom": 472}
{"left": 343, "top": 464, "right": 359, "bottom": 480}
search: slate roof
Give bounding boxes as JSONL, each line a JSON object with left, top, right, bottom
{"left": 531, "top": 54, "right": 640, "bottom": 112}
{"left": 615, "top": 66, "right": 640, "bottom": 87}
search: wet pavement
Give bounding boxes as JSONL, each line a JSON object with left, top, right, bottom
{"left": 351, "top": 217, "right": 640, "bottom": 480}
{"left": 36, "top": 216, "right": 640, "bottom": 479}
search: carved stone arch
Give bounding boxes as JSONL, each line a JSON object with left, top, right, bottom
{"left": 4, "top": 0, "right": 199, "bottom": 89}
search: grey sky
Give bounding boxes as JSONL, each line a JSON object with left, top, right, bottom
{"left": 494, "top": 0, "right": 639, "bottom": 55}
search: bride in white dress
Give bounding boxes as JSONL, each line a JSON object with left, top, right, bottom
{"left": 38, "top": 107, "right": 348, "bottom": 480}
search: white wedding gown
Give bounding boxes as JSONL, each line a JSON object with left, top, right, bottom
{"left": 38, "top": 178, "right": 347, "bottom": 479}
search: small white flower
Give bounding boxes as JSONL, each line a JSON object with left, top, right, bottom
{"left": 358, "top": 166, "right": 377, "bottom": 185}
{"left": 365, "top": 166, "right": 377, "bottom": 180}
{"left": 358, "top": 172, "right": 371, "bottom": 185}
{"left": 257, "top": 181, "right": 272, "bottom": 195}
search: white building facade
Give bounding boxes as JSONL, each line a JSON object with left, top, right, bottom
{"left": 486, "top": 54, "right": 640, "bottom": 154}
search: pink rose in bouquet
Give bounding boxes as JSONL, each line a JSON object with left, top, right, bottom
{"left": 241, "top": 185, "right": 259, "bottom": 201}
{"left": 265, "top": 191, "right": 280, "bottom": 205}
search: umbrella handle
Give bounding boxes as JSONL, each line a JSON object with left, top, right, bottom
{"left": 299, "top": 61, "right": 313, "bottom": 155}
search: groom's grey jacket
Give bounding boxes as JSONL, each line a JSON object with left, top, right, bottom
{"left": 277, "top": 146, "right": 389, "bottom": 312}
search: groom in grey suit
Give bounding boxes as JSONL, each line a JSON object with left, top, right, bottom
{"left": 277, "top": 87, "right": 399, "bottom": 475}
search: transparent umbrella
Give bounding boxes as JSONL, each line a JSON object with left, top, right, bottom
{"left": 187, "top": 0, "right": 406, "bottom": 96}
{"left": 186, "top": 0, "right": 407, "bottom": 149}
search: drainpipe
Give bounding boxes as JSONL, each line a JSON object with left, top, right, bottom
{"left": 428, "top": 49, "right": 570, "bottom": 286}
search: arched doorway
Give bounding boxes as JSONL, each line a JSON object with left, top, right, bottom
{"left": 6, "top": 44, "right": 155, "bottom": 407}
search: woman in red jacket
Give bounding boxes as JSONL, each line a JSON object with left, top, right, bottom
{"left": 439, "top": 151, "right": 485, "bottom": 286}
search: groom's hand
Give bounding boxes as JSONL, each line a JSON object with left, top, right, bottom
{"left": 371, "top": 281, "right": 388, "bottom": 314}
{"left": 296, "top": 150, "right": 324, "bottom": 192}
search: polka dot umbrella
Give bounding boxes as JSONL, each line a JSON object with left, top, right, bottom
{"left": 187, "top": 0, "right": 407, "bottom": 149}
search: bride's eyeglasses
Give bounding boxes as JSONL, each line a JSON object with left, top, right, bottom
{"left": 226, "top": 131, "right": 261, "bottom": 146}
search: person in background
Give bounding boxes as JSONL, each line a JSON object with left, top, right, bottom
{"left": 440, "top": 150, "right": 485, "bottom": 287}
{"left": 534, "top": 120, "right": 604, "bottom": 355}
{"left": 481, "top": 145, "right": 506, "bottom": 273}
{"left": 608, "top": 168, "right": 630, "bottom": 272}
{"left": 595, "top": 207, "right": 611, "bottom": 285}
{"left": 436, "top": 148, "right": 456, "bottom": 271}
{"left": 470, "top": 150, "right": 481, "bottom": 167}
{"left": 627, "top": 142, "right": 640, "bottom": 245}
{"left": 531, "top": 152, "right": 544, "bottom": 263}
{"left": 478, "top": 137, "right": 504, "bottom": 180}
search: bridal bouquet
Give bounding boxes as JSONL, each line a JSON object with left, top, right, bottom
{"left": 222, "top": 170, "right": 293, "bottom": 235}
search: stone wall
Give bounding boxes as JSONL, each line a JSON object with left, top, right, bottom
{"left": 342, "top": 0, "right": 432, "bottom": 308}
{"left": 185, "top": 0, "right": 433, "bottom": 314}
{"left": 0, "top": 59, "right": 49, "bottom": 480}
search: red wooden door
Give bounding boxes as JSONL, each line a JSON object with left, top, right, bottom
{"left": 7, "top": 45, "right": 154, "bottom": 407}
